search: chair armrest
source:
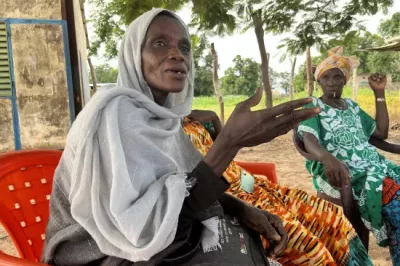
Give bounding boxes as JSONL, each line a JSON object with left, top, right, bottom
{"left": 369, "top": 137, "right": 400, "bottom": 154}
{"left": 0, "top": 252, "right": 48, "bottom": 266}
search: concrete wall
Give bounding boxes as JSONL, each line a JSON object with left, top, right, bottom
{"left": 0, "top": 99, "right": 15, "bottom": 152}
{"left": 0, "top": 0, "right": 62, "bottom": 20}
{"left": 0, "top": 0, "right": 91, "bottom": 151}
{"left": 11, "top": 24, "right": 70, "bottom": 149}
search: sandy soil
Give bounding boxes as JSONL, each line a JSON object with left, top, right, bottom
{"left": 1, "top": 130, "right": 399, "bottom": 265}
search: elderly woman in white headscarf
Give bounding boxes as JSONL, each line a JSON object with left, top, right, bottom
{"left": 42, "top": 9, "right": 320, "bottom": 266}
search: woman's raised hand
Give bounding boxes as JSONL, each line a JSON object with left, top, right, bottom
{"left": 220, "top": 88, "right": 321, "bottom": 150}
{"left": 368, "top": 73, "right": 387, "bottom": 91}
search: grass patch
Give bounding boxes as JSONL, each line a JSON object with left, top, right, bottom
{"left": 193, "top": 87, "right": 400, "bottom": 123}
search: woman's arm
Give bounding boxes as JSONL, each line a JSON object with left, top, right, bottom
{"left": 369, "top": 73, "right": 389, "bottom": 140}
{"left": 303, "top": 133, "right": 350, "bottom": 188}
{"left": 303, "top": 132, "right": 334, "bottom": 163}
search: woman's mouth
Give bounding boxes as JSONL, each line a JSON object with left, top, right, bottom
{"left": 165, "top": 69, "right": 187, "bottom": 80}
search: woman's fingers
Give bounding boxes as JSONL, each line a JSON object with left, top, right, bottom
{"left": 273, "top": 107, "right": 321, "bottom": 128}
{"left": 257, "top": 98, "right": 313, "bottom": 119}
{"left": 257, "top": 108, "right": 320, "bottom": 140}
{"left": 328, "top": 171, "right": 341, "bottom": 188}
{"left": 259, "top": 219, "right": 281, "bottom": 242}
{"left": 341, "top": 169, "right": 351, "bottom": 186}
{"left": 238, "top": 87, "right": 263, "bottom": 109}
{"left": 271, "top": 221, "right": 288, "bottom": 257}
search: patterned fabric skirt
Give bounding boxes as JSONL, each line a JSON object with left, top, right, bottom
{"left": 382, "top": 177, "right": 400, "bottom": 266}
{"left": 229, "top": 177, "right": 370, "bottom": 266}
{"left": 183, "top": 120, "right": 372, "bottom": 265}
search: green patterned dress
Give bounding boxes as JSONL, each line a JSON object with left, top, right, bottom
{"left": 297, "top": 97, "right": 400, "bottom": 246}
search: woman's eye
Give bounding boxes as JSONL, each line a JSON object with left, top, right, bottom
{"left": 154, "top": 41, "right": 166, "bottom": 47}
{"left": 180, "top": 46, "right": 190, "bottom": 54}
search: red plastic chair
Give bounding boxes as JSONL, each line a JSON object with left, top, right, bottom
{"left": 0, "top": 150, "right": 277, "bottom": 266}
{"left": 0, "top": 150, "right": 62, "bottom": 266}
{"left": 236, "top": 161, "right": 278, "bottom": 184}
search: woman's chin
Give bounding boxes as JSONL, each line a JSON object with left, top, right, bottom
{"left": 163, "top": 83, "right": 186, "bottom": 94}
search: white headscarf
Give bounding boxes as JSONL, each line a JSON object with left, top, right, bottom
{"left": 59, "top": 8, "right": 218, "bottom": 262}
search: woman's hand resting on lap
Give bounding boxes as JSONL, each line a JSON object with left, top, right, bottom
{"left": 323, "top": 156, "right": 350, "bottom": 188}
{"left": 239, "top": 205, "right": 288, "bottom": 258}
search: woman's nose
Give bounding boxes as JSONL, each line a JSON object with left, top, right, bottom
{"left": 168, "top": 47, "right": 184, "bottom": 61}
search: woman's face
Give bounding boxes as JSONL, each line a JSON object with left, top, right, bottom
{"left": 318, "top": 68, "right": 346, "bottom": 98}
{"left": 142, "top": 15, "right": 191, "bottom": 103}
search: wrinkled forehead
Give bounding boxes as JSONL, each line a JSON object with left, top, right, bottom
{"left": 145, "top": 14, "right": 190, "bottom": 42}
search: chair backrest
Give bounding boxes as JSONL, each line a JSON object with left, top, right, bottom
{"left": 0, "top": 150, "right": 62, "bottom": 262}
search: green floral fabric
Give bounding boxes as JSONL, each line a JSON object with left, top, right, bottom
{"left": 298, "top": 97, "right": 400, "bottom": 246}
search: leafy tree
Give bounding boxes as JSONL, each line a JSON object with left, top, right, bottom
{"left": 378, "top": 12, "right": 400, "bottom": 38}
{"left": 191, "top": 34, "right": 214, "bottom": 96}
{"left": 293, "top": 63, "right": 306, "bottom": 93}
{"left": 280, "top": 0, "right": 393, "bottom": 96}
{"left": 221, "top": 55, "right": 261, "bottom": 96}
{"left": 367, "top": 51, "right": 400, "bottom": 82}
{"left": 274, "top": 72, "right": 291, "bottom": 94}
{"left": 194, "top": 55, "right": 214, "bottom": 96}
{"left": 90, "top": 64, "right": 119, "bottom": 83}
{"left": 191, "top": 0, "right": 300, "bottom": 107}
{"left": 88, "top": 0, "right": 187, "bottom": 58}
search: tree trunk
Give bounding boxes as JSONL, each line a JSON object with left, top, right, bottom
{"left": 210, "top": 43, "right": 224, "bottom": 125}
{"left": 306, "top": 47, "right": 314, "bottom": 96}
{"left": 290, "top": 57, "right": 297, "bottom": 100}
{"left": 81, "top": 0, "right": 97, "bottom": 93}
{"left": 252, "top": 10, "right": 272, "bottom": 108}
{"left": 352, "top": 67, "right": 358, "bottom": 101}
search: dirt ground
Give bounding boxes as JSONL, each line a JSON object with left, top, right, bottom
{"left": 1, "top": 130, "right": 399, "bottom": 265}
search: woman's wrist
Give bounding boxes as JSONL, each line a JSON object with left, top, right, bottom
{"left": 218, "top": 193, "right": 247, "bottom": 217}
{"left": 373, "top": 90, "right": 385, "bottom": 98}
{"left": 320, "top": 153, "right": 336, "bottom": 165}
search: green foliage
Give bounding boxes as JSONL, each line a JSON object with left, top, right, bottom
{"left": 88, "top": 0, "right": 187, "bottom": 58}
{"left": 194, "top": 55, "right": 214, "bottom": 96}
{"left": 378, "top": 12, "right": 400, "bottom": 38}
{"left": 190, "top": 0, "right": 237, "bottom": 36}
{"left": 191, "top": 34, "right": 214, "bottom": 96}
{"left": 275, "top": 72, "right": 291, "bottom": 94}
{"left": 220, "top": 55, "right": 290, "bottom": 95}
{"left": 367, "top": 51, "right": 400, "bottom": 82}
{"left": 293, "top": 64, "right": 306, "bottom": 92}
{"left": 90, "top": 64, "right": 119, "bottom": 83}
{"left": 220, "top": 55, "right": 262, "bottom": 95}
{"left": 279, "top": 0, "right": 393, "bottom": 60}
